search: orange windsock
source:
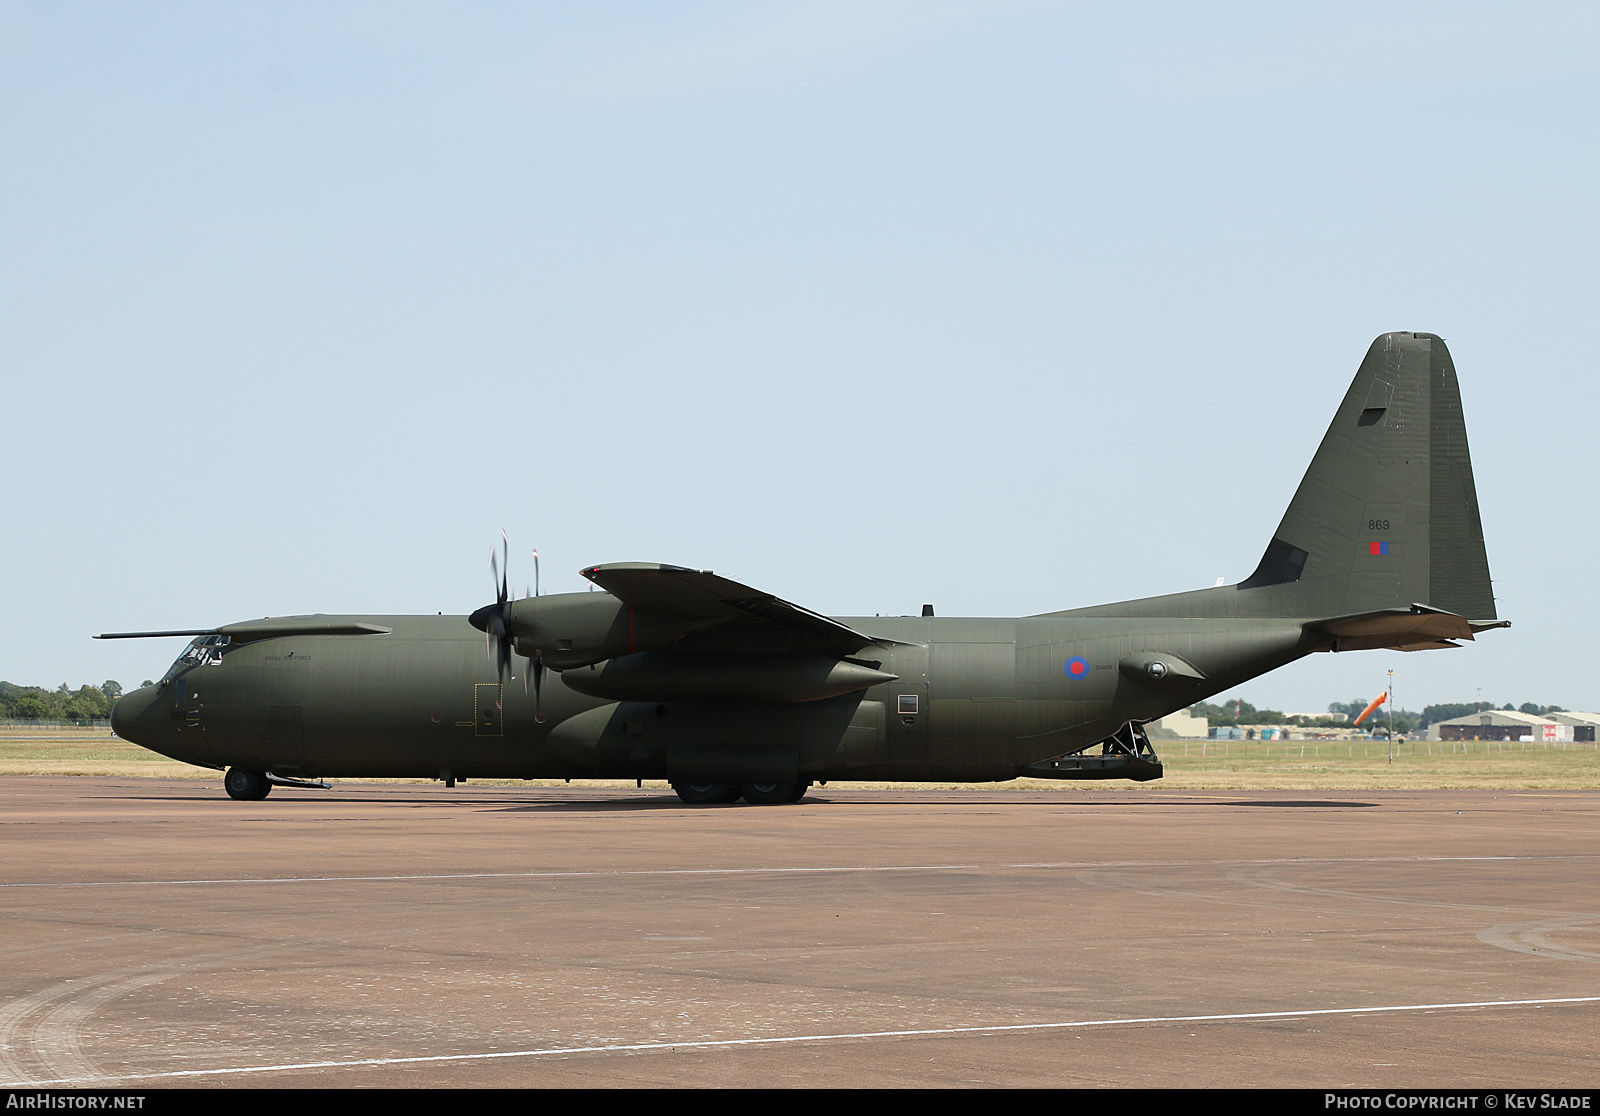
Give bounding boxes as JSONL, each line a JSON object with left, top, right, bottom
{"left": 1353, "top": 692, "right": 1388, "bottom": 725}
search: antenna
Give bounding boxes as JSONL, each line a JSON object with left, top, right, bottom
{"left": 1387, "top": 669, "right": 1395, "bottom": 764}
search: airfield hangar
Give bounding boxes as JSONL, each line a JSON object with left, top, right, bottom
{"left": 1427, "top": 710, "right": 1600, "bottom": 743}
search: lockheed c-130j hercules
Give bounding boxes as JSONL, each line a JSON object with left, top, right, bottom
{"left": 105, "top": 332, "right": 1506, "bottom": 804}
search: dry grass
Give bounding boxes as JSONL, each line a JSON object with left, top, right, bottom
{"left": 4, "top": 726, "right": 1597, "bottom": 791}
{"left": 0, "top": 725, "right": 206, "bottom": 777}
{"left": 1145, "top": 737, "right": 1600, "bottom": 790}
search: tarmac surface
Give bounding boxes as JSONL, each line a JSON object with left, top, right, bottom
{"left": 1, "top": 776, "right": 1597, "bottom": 1089}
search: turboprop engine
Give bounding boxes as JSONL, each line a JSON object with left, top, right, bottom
{"left": 494, "top": 591, "right": 720, "bottom": 671}
{"left": 468, "top": 560, "right": 902, "bottom": 712}
{"left": 559, "top": 652, "right": 897, "bottom": 704}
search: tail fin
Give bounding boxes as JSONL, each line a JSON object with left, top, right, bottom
{"left": 1238, "top": 331, "right": 1496, "bottom": 620}
{"left": 1050, "top": 332, "right": 1499, "bottom": 625}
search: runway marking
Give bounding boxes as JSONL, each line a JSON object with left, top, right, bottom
{"left": 2, "top": 854, "right": 1595, "bottom": 891}
{"left": 0, "top": 971, "right": 176, "bottom": 1086}
{"left": 15, "top": 995, "right": 1600, "bottom": 1085}
{"left": 1224, "top": 865, "right": 1569, "bottom": 919}
{"left": 1479, "top": 917, "right": 1600, "bottom": 963}
{"left": 29, "top": 972, "right": 172, "bottom": 1085}
{"left": 1071, "top": 867, "right": 1409, "bottom": 919}
{"left": 0, "top": 978, "right": 96, "bottom": 1085}
{"left": 0, "top": 930, "right": 484, "bottom": 1085}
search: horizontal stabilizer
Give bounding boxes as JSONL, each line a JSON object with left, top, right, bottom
{"left": 1308, "top": 605, "right": 1509, "bottom": 652}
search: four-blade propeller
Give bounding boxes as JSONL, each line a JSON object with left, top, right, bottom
{"left": 467, "top": 531, "right": 545, "bottom": 723}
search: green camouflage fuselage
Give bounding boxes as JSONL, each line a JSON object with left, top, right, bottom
{"left": 107, "top": 332, "right": 1503, "bottom": 791}
{"left": 114, "top": 608, "right": 1315, "bottom": 782}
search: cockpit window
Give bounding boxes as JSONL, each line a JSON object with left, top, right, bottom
{"left": 160, "top": 635, "right": 231, "bottom": 685}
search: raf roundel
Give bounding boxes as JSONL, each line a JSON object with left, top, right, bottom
{"left": 1064, "top": 656, "right": 1090, "bottom": 679}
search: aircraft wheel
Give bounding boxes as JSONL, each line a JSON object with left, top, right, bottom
{"left": 672, "top": 782, "right": 739, "bottom": 805}
{"left": 783, "top": 781, "right": 812, "bottom": 803}
{"left": 224, "top": 768, "right": 272, "bottom": 801}
{"left": 739, "top": 782, "right": 804, "bottom": 805}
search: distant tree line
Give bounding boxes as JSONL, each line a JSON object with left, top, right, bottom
{"left": 1190, "top": 698, "right": 1569, "bottom": 736}
{"left": 0, "top": 681, "right": 145, "bottom": 722}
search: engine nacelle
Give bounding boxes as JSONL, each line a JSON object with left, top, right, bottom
{"left": 501, "top": 592, "right": 717, "bottom": 671}
{"left": 560, "top": 652, "right": 897, "bottom": 704}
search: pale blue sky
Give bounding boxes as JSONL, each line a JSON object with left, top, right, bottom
{"left": 3, "top": 1, "right": 1596, "bottom": 712}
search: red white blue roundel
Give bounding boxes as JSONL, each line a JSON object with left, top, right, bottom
{"left": 1064, "top": 656, "right": 1090, "bottom": 679}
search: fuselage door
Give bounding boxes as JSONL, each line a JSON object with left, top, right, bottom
{"left": 887, "top": 633, "right": 930, "bottom": 774}
{"left": 473, "top": 682, "right": 504, "bottom": 737}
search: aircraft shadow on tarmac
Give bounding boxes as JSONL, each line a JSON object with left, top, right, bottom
{"left": 94, "top": 790, "right": 1379, "bottom": 811}
{"left": 1219, "top": 799, "right": 1378, "bottom": 808}
{"left": 97, "top": 792, "right": 686, "bottom": 812}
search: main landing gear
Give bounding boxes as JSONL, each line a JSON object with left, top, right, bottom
{"left": 1017, "top": 721, "right": 1165, "bottom": 782}
{"left": 224, "top": 767, "right": 272, "bottom": 801}
{"left": 672, "top": 781, "right": 811, "bottom": 805}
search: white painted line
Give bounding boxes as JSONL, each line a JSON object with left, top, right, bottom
{"left": 1, "top": 853, "right": 1595, "bottom": 890}
{"left": 0, "top": 865, "right": 987, "bottom": 889}
{"left": 17, "top": 995, "right": 1600, "bottom": 1085}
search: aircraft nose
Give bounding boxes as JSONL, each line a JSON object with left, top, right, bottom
{"left": 110, "top": 685, "right": 165, "bottom": 747}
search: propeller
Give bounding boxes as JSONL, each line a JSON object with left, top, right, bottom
{"left": 467, "top": 532, "right": 545, "bottom": 723}
{"left": 486, "top": 531, "right": 514, "bottom": 681}
{"left": 526, "top": 546, "right": 545, "bottom": 722}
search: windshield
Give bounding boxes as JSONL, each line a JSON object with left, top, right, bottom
{"left": 160, "top": 634, "right": 231, "bottom": 685}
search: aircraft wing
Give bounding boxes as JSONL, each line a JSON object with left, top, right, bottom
{"left": 581, "top": 563, "right": 888, "bottom": 652}
{"left": 218, "top": 617, "right": 395, "bottom": 643}
{"left": 95, "top": 618, "right": 394, "bottom": 643}
{"left": 1307, "top": 605, "right": 1510, "bottom": 652}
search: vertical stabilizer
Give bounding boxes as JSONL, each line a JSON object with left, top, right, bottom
{"left": 1238, "top": 332, "right": 1495, "bottom": 619}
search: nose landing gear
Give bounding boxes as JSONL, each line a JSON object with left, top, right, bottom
{"left": 222, "top": 768, "right": 329, "bottom": 799}
{"left": 224, "top": 768, "right": 272, "bottom": 801}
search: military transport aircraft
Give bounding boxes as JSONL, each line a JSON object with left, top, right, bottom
{"left": 104, "top": 332, "right": 1506, "bottom": 804}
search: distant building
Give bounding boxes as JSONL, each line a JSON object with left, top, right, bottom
{"left": 1427, "top": 710, "right": 1578, "bottom": 743}
{"left": 1148, "top": 710, "right": 1208, "bottom": 738}
{"left": 1202, "top": 722, "right": 1368, "bottom": 741}
{"left": 1547, "top": 712, "right": 1600, "bottom": 742}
